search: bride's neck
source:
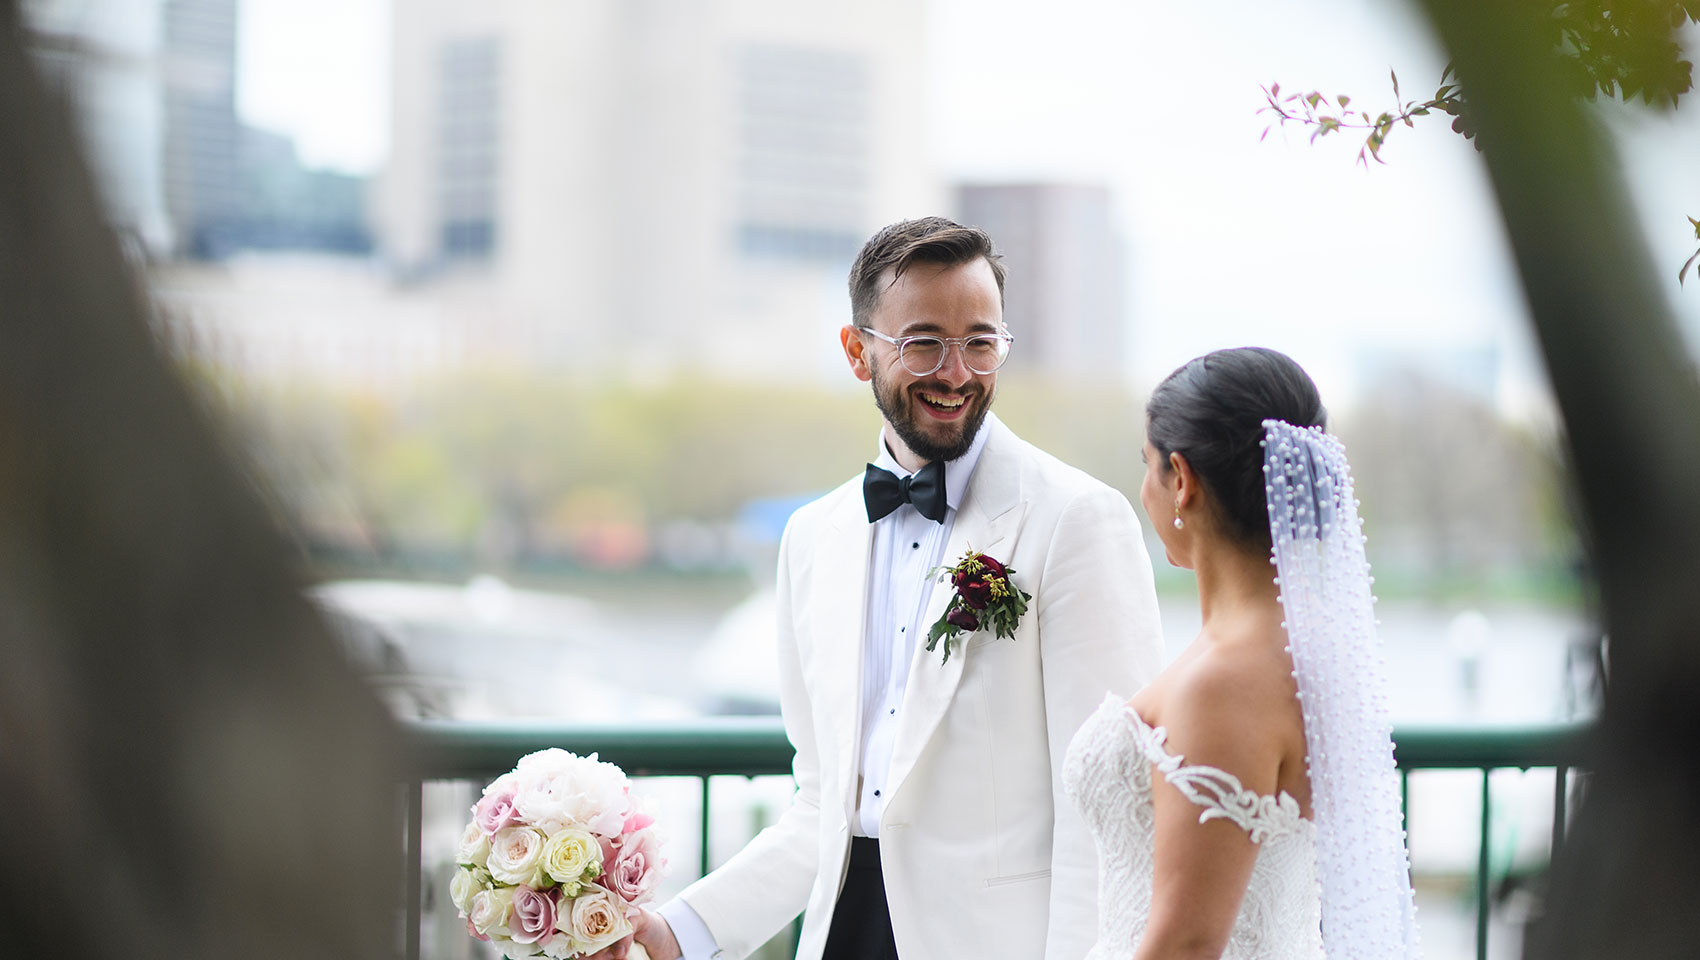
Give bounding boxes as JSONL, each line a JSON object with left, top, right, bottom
{"left": 1192, "top": 538, "right": 1280, "bottom": 628}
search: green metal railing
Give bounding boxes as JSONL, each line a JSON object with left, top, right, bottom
{"left": 402, "top": 718, "right": 1592, "bottom": 960}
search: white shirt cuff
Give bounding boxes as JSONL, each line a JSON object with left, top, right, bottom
{"left": 656, "top": 897, "right": 721, "bottom": 960}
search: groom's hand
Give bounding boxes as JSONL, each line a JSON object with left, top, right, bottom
{"left": 629, "top": 906, "right": 683, "bottom": 960}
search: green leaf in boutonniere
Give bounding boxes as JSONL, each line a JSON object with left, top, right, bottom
{"left": 923, "top": 549, "right": 1032, "bottom": 665}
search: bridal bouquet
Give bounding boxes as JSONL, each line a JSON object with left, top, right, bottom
{"left": 451, "top": 748, "right": 667, "bottom": 959}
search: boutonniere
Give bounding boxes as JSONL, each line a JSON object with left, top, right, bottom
{"left": 925, "top": 550, "right": 1031, "bottom": 665}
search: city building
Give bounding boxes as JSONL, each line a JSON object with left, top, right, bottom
{"left": 956, "top": 182, "right": 1128, "bottom": 381}
{"left": 378, "top": 0, "right": 940, "bottom": 380}
{"left": 23, "top": 0, "right": 174, "bottom": 256}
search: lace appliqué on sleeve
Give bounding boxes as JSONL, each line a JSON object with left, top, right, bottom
{"left": 1138, "top": 720, "right": 1304, "bottom": 846}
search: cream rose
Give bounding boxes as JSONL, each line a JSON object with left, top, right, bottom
{"left": 457, "top": 820, "right": 492, "bottom": 866}
{"left": 468, "top": 887, "right": 516, "bottom": 940}
{"left": 563, "top": 887, "right": 633, "bottom": 955}
{"left": 487, "top": 826, "right": 549, "bottom": 887}
{"left": 541, "top": 826, "right": 602, "bottom": 894}
{"left": 449, "top": 867, "right": 482, "bottom": 915}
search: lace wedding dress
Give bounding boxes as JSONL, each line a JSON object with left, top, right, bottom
{"left": 1063, "top": 692, "right": 1324, "bottom": 960}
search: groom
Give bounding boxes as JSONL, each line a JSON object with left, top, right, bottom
{"left": 638, "top": 217, "right": 1163, "bottom": 960}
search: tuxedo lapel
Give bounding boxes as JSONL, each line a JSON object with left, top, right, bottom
{"left": 810, "top": 491, "right": 873, "bottom": 823}
{"left": 883, "top": 422, "right": 1026, "bottom": 804}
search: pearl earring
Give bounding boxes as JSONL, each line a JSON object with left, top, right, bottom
{"left": 1173, "top": 504, "right": 1184, "bottom": 530}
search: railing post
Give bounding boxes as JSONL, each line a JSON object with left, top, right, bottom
{"left": 1552, "top": 763, "right": 1568, "bottom": 859}
{"left": 1400, "top": 769, "right": 1410, "bottom": 843}
{"left": 700, "top": 775, "right": 713, "bottom": 878}
{"left": 1476, "top": 769, "right": 1491, "bottom": 960}
{"left": 407, "top": 779, "right": 423, "bottom": 960}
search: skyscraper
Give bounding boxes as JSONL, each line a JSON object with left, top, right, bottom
{"left": 160, "top": 0, "right": 240, "bottom": 258}
{"left": 22, "top": 0, "right": 241, "bottom": 260}
{"left": 957, "top": 182, "right": 1129, "bottom": 381}
{"left": 378, "top": 0, "right": 939, "bottom": 379}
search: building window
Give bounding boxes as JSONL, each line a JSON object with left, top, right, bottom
{"left": 733, "top": 44, "right": 868, "bottom": 263}
{"left": 437, "top": 35, "right": 500, "bottom": 261}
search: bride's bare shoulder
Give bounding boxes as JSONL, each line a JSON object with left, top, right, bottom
{"left": 1149, "top": 627, "right": 1300, "bottom": 772}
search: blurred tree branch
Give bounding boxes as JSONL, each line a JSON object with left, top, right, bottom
{"left": 1264, "top": 0, "right": 1700, "bottom": 287}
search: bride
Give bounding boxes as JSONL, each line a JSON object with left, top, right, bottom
{"left": 1064, "top": 347, "right": 1420, "bottom": 960}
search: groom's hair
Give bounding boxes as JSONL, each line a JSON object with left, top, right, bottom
{"left": 848, "top": 217, "right": 1006, "bottom": 329}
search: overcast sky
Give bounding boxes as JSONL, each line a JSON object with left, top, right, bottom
{"left": 235, "top": 0, "right": 1700, "bottom": 415}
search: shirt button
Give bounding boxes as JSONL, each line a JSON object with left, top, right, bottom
{"left": 889, "top": 708, "right": 896, "bottom": 715}
{"left": 912, "top": 542, "right": 919, "bottom": 549}
{"left": 873, "top": 790, "right": 881, "bottom": 797}
{"left": 899, "top": 626, "right": 905, "bottom": 633}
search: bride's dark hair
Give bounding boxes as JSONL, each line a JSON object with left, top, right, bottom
{"left": 1146, "top": 347, "right": 1326, "bottom": 549}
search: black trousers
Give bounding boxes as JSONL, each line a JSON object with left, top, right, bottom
{"left": 820, "top": 837, "right": 900, "bottom": 960}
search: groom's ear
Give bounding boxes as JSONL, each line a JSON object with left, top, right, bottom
{"left": 842, "top": 324, "right": 873, "bottom": 382}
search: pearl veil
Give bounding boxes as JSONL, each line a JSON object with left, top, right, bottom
{"left": 1263, "top": 420, "right": 1420, "bottom": 959}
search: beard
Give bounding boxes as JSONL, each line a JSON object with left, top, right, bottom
{"left": 869, "top": 366, "right": 993, "bottom": 464}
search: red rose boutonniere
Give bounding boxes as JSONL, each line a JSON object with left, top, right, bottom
{"left": 925, "top": 550, "right": 1032, "bottom": 665}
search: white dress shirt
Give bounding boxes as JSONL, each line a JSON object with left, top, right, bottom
{"left": 659, "top": 419, "right": 992, "bottom": 959}
{"left": 852, "top": 423, "right": 987, "bottom": 836}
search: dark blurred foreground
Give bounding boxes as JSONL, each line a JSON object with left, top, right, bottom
{"left": 0, "top": 4, "right": 402, "bottom": 959}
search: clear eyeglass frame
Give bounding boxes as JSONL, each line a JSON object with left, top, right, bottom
{"left": 858, "top": 327, "right": 1015, "bottom": 376}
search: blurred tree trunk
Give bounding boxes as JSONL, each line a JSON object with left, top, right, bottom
{"left": 1410, "top": 1, "right": 1700, "bottom": 955}
{"left": 0, "top": 6, "right": 404, "bottom": 960}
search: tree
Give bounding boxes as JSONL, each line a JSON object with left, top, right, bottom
{"left": 1262, "top": 0, "right": 1700, "bottom": 286}
{"left": 1367, "top": 1, "right": 1700, "bottom": 955}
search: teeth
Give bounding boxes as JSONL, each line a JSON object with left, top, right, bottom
{"left": 921, "top": 393, "right": 965, "bottom": 409}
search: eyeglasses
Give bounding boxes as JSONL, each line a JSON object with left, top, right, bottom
{"left": 859, "top": 328, "right": 1015, "bottom": 376}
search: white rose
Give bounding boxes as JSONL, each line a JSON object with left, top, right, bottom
{"left": 468, "top": 887, "right": 516, "bottom": 940}
{"left": 457, "top": 820, "right": 492, "bottom": 866}
{"left": 449, "top": 867, "right": 482, "bottom": 915}
{"left": 540, "top": 826, "right": 602, "bottom": 893}
{"left": 565, "top": 887, "right": 634, "bottom": 955}
{"left": 540, "top": 935, "right": 579, "bottom": 960}
{"left": 487, "top": 826, "right": 549, "bottom": 887}
{"left": 501, "top": 941, "right": 542, "bottom": 959}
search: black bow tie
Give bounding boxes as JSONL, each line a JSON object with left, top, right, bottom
{"left": 863, "top": 460, "right": 947, "bottom": 524}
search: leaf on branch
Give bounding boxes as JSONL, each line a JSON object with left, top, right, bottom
{"left": 1689, "top": 215, "right": 1700, "bottom": 239}
{"left": 1338, "top": 94, "right": 1352, "bottom": 108}
{"left": 1271, "top": 81, "right": 1281, "bottom": 98}
{"left": 1306, "top": 91, "right": 1324, "bottom": 109}
{"left": 1680, "top": 247, "right": 1700, "bottom": 286}
{"left": 1391, "top": 68, "right": 1401, "bottom": 99}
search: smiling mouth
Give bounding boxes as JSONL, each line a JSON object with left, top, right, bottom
{"left": 916, "top": 390, "right": 971, "bottom": 418}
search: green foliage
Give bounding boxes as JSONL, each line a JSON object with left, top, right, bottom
{"left": 1265, "top": 0, "right": 1697, "bottom": 281}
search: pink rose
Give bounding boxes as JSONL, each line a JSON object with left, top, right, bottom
{"left": 599, "top": 827, "right": 664, "bottom": 904}
{"left": 475, "top": 788, "right": 520, "bottom": 837}
{"left": 509, "top": 886, "right": 557, "bottom": 945}
{"left": 622, "top": 810, "right": 654, "bottom": 835}
{"left": 466, "top": 917, "right": 490, "bottom": 943}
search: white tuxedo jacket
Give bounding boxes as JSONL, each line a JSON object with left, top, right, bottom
{"left": 678, "top": 419, "right": 1163, "bottom": 959}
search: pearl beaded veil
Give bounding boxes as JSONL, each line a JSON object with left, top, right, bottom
{"left": 1263, "top": 420, "right": 1420, "bottom": 960}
